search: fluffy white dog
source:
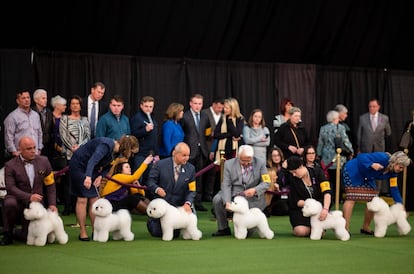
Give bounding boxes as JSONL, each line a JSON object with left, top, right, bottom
{"left": 302, "top": 198, "right": 350, "bottom": 241}
{"left": 146, "top": 198, "right": 202, "bottom": 241}
{"left": 92, "top": 198, "right": 134, "bottom": 242}
{"left": 229, "top": 196, "right": 274, "bottom": 240}
{"left": 366, "top": 196, "right": 411, "bottom": 238}
{"left": 23, "top": 202, "right": 68, "bottom": 246}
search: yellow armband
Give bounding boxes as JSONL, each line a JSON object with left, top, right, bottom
{"left": 44, "top": 172, "right": 55, "bottom": 186}
{"left": 261, "top": 174, "right": 271, "bottom": 183}
{"left": 188, "top": 180, "right": 196, "bottom": 191}
{"left": 205, "top": 127, "right": 212, "bottom": 136}
{"left": 320, "top": 181, "right": 331, "bottom": 192}
{"left": 389, "top": 177, "right": 398, "bottom": 187}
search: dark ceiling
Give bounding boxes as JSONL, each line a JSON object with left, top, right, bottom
{"left": 3, "top": 0, "right": 414, "bottom": 70}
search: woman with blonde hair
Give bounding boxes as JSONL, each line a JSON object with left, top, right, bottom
{"left": 213, "top": 97, "right": 245, "bottom": 161}
{"left": 342, "top": 151, "right": 411, "bottom": 234}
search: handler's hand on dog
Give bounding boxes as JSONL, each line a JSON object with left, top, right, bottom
{"left": 244, "top": 188, "right": 256, "bottom": 197}
{"left": 183, "top": 203, "right": 192, "bottom": 213}
{"left": 48, "top": 205, "right": 58, "bottom": 212}
{"left": 156, "top": 187, "right": 166, "bottom": 197}
{"left": 319, "top": 208, "right": 328, "bottom": 221}
{"left": 225, "top": 202, "right": 232, "bottom": 211}
{"left": 30, "top": 193, "right": 43, "bottom": 202}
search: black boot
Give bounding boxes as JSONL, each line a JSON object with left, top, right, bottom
{"left": 0, "top": 231, "right": 13, "bottom": 245}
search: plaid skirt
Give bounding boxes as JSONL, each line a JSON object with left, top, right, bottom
{"left": 343, "top": 167, "right": 378, "bottom": 202}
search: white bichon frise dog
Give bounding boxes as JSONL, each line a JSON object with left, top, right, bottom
{"left": 24, "top": 202, "right": 68, "bottom": 246}
{"left": 146, "top": 198, "right": 202, "bottom": 241}
{"left": 302, "top": 198, "right": 350, "bottom": 241}
{"left": 229, "top": 196, "right": 274, "bottom": 240}
{"left": 91, "top": 198, "right": 134, "bottom": 242}
{"left": 366, "top": 196, "right": 411, "bottom": 238}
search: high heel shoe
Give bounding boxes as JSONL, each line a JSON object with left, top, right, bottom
{"left": 78, "top": 235, "right": 90, "bottom": 241}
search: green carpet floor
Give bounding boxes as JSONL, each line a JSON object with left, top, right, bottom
{"left": 1, "top": 202, "right": 413, "bottom": 274}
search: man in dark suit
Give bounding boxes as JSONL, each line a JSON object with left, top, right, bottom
{"left": 181, "top": 94, "right": 210, "bottom": 211}
{"left": 211, "top": 144, "right": 271, "bottom": 236}
{"left": 201, "top": 97, "right": 224, "bottom": 200}
{"left": 357, "top": 98, "right": 392, "bottom": 195}
{"left": 130, "top": 96, "right": 159, "bottom": 182}
{"left": 81, "top": 81, "right": 107, "bottom": 138}
{"left": 145, "top": 142, "right": 196, "bottom": 237}
{"left": 0, "top": 136, "right": 57, "bottom": 245}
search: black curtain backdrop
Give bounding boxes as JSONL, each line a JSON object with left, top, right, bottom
{"left": 1, "top": 49, "right": 414, "bottom": 168}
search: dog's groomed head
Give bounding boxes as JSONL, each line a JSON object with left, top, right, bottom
{"left": 24, "top": 202, "right": 48, "bottom": 221}
{"left": 146, "top": 198, "right": 168, "bottom": 218}
{"left": 302, "top": 198, "right": 323, "bottom": 217}
{"left": 92, "top": 198, "right": 113, "bottom": 217}
{"left": 229, "top": 195, "right": 250, "bottom": 213}
{"left": 367, "top": 197, "right": 389, "bottom": 213}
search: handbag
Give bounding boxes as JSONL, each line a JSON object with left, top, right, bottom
{"left": 399, "top": 122, "right": 413, "bottom": 149}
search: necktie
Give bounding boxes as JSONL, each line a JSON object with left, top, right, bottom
{"left": 195, "top": 113, "right": 200, "bottom": 131}
{"left": 243, "top": 167, "right": 248, "bottom": 177}
{"left": 90, "top": 101, "right": 96, "bottom": 137}
{"left": 174, "top": 165, "right": 180, "bottom": 181}
{"left": 371, "top": 115, "right": 377, "bottom": 131}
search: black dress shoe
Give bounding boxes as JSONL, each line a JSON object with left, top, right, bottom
{"left": 195, "top": 204, "right": 208, "bottom": 211}
{"left": 360, "top": 229, "right": 374, "bottom": 235}
{"left": 0, "top": 232, "right": 13, "bottom": 246}
{"left": 78, "top": 235, "right": 90, "bottom": 241}
{"left": 212, "top": 227, "right": 231, "bottom": 236}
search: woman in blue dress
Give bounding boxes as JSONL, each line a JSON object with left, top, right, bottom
{"left": 70, "top": 135, "right": 139, "bottom": 241}
{"left": 342, "top": 151, "right": 411, "bottom": 234}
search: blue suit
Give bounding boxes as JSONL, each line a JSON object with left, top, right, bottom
{"left": 145, "top": 157, "right": 196, "bottom": 237}
{"left": 145, "top": 157, "right": 196, "bottom": 206}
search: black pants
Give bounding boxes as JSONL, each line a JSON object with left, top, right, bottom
{"left": 146, "top": 218, "right": 180, "bottom": 238}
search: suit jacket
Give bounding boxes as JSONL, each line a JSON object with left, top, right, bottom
{"left": 130, "top": 109, "right": 159, "bottom": 157}
{"left": 182, "top": 110, "right": 210, "bottom": 160}
{"left": 145, "top": 157, "right": 196, "bottom": 207}
{"left": 4, "top": 155, "right": 56, "bottom": 206}
{"left": 357, "top": 112, "right": 391, "bottom": 152}
{"left": 201, "top": 107, "right": 221, "bottom": 151}
{"left": 81, "top": 96, "right": 108, "bottom": 119}
{"left": 32, "top": 106, "right": 54, "bottom": 158}
{"left": 221, "top": 157, "right": 270, "bottom": 210}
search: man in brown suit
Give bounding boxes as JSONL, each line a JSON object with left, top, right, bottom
{"left": 0, "top": 136, "right": 57, "bottom": 245}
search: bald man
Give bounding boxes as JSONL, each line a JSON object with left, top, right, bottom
{"left": 145, "top": 142, "right": 196, "bottom": 237}
{"left": 0, "top": 136, "right": 57, "bottom": 245}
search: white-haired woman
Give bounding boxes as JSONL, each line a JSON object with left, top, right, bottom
{"left": 316, "top": 110, "right": 353, "bottom": 204}
{"left": 342, "top": 151, "right": 411, "bottom": 234}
